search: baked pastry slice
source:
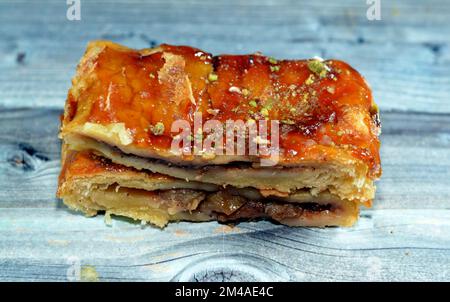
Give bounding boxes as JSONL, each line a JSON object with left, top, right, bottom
{"left": 58, "top": 41, "right": 381, "bottom": 227}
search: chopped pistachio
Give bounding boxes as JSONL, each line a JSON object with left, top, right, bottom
{"left": 337, "top": 130, "right": 344, "bottom": 136}
{"left": 270, "top": 65, "right": 280, "bottom": 72}
{"left": 149, "top": 73, "right": 155, "bottom": 79}
{"left": 326, "top": 86, "right": 335, "bottom": 94}
{"left": 281, "top": 119, "right": 295, "bottom": 125}
{"left": 208, "top": 73, "right": 218, "bottom": 82}
{"left": 265, "top": 98, "right": 275, "bottom": 109}
{"left": 246, "top": 118, "right": 256, "bottom": 125}
{"left": 302, "top": 92, "right": 310, "bottom": 103}
{"left": 305, "top": 74, "right": 315, "bottom": 85}
{"left": 249, "top": 100, "right": 258, "bottom": 108}
{"left": 202, "top": 151, "right": 216, "bottom": 160}
{"left": 149, "top": 122, "right": 165, "bottom": 136}
{"left": 307, "top": 59, "right": 329, "bottom": 78}
{"left": 260, "top": 107, "right": 269, "bottom": 117}
{"left": 268, "top": 57, "right": 278, "bottom": 65}
{"left": 242, "top": 88, "right": 250, "bottom": 96}
{"left": 290, "top": 107, "right": 297, "bottom": 113}
{"left": 207, "top": 108, "right": 220, "bottom": 115}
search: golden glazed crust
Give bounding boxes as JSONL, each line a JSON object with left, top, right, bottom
{"left": 60, "top": 40, "right": 381, "bottom": 177}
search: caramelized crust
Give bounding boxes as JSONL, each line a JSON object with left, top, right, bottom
{"left": 61, "top": 40, "right": 381, "bottom": 178}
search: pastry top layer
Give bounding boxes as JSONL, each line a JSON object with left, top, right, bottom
{"left": 61, "top": 40, "right": 381, "bottom": 178}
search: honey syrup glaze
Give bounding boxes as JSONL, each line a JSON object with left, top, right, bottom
{"left": 65, "top": 41, "right": 381, "bottom": 178}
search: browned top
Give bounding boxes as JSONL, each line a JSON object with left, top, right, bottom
{"left": 62, "top": 41, "right": 381, "bottom": 178}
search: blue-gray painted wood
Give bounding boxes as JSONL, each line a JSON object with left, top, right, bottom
{"left": 1, "top": 209, "right": 449, "bottom": 281}
{"left": 0, "top": 0, "right": 449, "bottom": 281}
{"left": 1, "top": 0, "right": 450, "bottom": 112}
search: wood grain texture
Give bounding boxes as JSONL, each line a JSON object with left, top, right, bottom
{"left": 1, "top": 209, "right": 449, "bottom": 281}
{"left": 0, "top": 0, "right": 449, "bottom": 112}
{"left": 0, "top": 0, "right": 449, "bottom": 282}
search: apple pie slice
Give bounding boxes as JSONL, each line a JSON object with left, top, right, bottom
{"left": 57, "top": 41, "right": 381, "bottom": 227}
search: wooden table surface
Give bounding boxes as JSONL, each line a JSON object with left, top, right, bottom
{"left": 0, "top": 0, "right": 449, "bottom": 281}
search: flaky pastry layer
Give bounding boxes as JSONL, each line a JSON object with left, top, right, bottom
{"left": 58, "top": 149, "right": 358, "bottom": 227}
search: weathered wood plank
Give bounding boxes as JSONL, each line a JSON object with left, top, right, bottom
{"left": 0, "top": 109, "right": 61, "bottom": 207}
{"left": 0, "top": 0, "right": 449, "bottom": 112}
{"left": 1, "top": 0, "right": 450, "bottom": 282}
{"left": 0, "top": 208, "right": 449, "bottom": 281}
{"left": 0, "top": 108, "right": 449, "bottom": 209}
